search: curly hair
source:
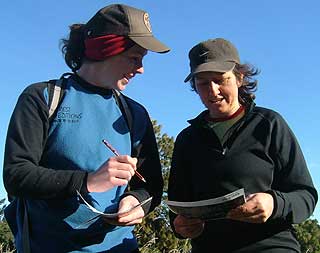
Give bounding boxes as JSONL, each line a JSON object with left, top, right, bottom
{"left": 233, "top": 63, "right": 259, "bottom": 105}
{"left": 189, "top": 63, "right": 260, "bottom": 105}
{"left": 60, "top": 24, "right": 87, "bottom": 72}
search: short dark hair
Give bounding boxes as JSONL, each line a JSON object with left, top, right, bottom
{"left": 60, "top": 24, "right": 87, "bottom": 72}
{"left": 189, "top": 63, "right": 259, "bottom": 105}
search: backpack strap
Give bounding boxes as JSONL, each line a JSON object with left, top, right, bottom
{"left": 48, "top": 78, "right": 64, "bottom": 119}
{"left": 47, "top": 73, "right": 71, "bottom": 120}
{"left": 112, "top": 90, "right": 133, "bottom": 133}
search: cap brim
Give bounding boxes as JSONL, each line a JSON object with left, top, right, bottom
{"left": 129, "top": 35, "right": 170, "bottom": 53}
{"left": 184, "top": 62, "right": 235, "bottom": 82}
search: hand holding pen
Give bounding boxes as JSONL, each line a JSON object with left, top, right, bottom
{"left": 86, "top": 141, "right": 141, "bottom": 193}
{"left": 102, "top": 139, "right": 147, "bottom": 183}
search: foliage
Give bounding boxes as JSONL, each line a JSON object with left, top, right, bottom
{"left": 134, "top": 120, "right": 191, "bottom": 253}
{"left": 0, "top": 199, "right": 15, "bottom": 253}
{"left": 152, "top": 120, "right": 175, "bottom": 192}
{"left": 135, "top": 207, "right": 191, "bottom": 253}
{"left": 295, "top": 218, "right": 320, "bottom": 253}
{"left": 0, "top": 199, "right": 5, "bottom": 221}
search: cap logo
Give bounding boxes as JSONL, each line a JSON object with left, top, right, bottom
{"left": 199, "top": 51, "right": 209, "bottom": 57}
{"left": 143, "top": 13, "right": 152, "bottom": 33}
{"left": 199, "top": 51, "right": 209, "bottom": 60}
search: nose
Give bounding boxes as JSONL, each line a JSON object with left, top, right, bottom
{"left": 136, "top": 66, "right": 144, "bottom": 74}
{"left": 134, "top": 58, "right": 144, "bottom": 74}
{"left": 209, "top": 81, "right": 220, "bottom": 96}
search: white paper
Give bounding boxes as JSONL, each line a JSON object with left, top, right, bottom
{"left": 76, "top": 190, "right": 152, "bottom": 226}
{"left": 165, "top": 188, "right": 246, "bottom": 220}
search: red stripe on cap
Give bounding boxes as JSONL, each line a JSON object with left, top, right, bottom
{"left": 84, "top": 34, "right": 135, "bottom": 61}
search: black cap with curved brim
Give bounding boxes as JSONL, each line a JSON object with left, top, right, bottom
{"left": 184, "top": 38, "right": 240, "bottom": 82}
{"left": 84, "top": 4, "right": 170, "bottom": 53}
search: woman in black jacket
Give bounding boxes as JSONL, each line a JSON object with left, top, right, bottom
{"left": 168, "top": 38, "right": 318, "bottom": 253}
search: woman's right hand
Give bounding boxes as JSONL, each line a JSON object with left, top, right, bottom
{"left": 173, "top": 214, "right": 205, "bottom": 239}
{"left": 87, "top": 155, "right": 137, "bottom": 192}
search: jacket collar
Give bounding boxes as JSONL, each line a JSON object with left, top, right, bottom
{"left": 188, "top": 101, "right": 256, "bottom": 128}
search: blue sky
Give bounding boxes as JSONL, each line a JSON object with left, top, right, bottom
{"left": 1, "top": 1, "right": 319, "bottom": 220}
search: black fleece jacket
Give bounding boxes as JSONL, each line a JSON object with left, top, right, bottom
{"left": 168, "top": 103, "right": 317, "bottom": 253}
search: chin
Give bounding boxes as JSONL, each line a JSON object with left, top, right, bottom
{"left": 115, "top": 82, "right": 127, "bottom": 91}
{"left": 118, "top": 85, "right": 127, "bottom": 91}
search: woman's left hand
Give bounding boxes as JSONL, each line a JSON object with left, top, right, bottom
{"left": 227, "top": 192, "right": 274, "bottom": 223}
{"left": 102, "top": 195, "right": 145, "bottom": 226}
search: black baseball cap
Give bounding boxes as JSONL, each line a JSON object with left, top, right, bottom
{"left": 184, "top": 38, "right": 240, "bottom": 82}
{"left": 84, "top": 4, "right": 170, "bottom": 53}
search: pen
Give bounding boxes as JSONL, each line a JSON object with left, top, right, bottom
{"left": 102, "top": 139, "right": 147, "bottom": 183}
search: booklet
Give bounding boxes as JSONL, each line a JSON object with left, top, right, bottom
{"left": 165, "top": 188, "right": 245, "bottom": 220}
{"left": 76, "top": 190, "right": 152, "bottom": 226}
